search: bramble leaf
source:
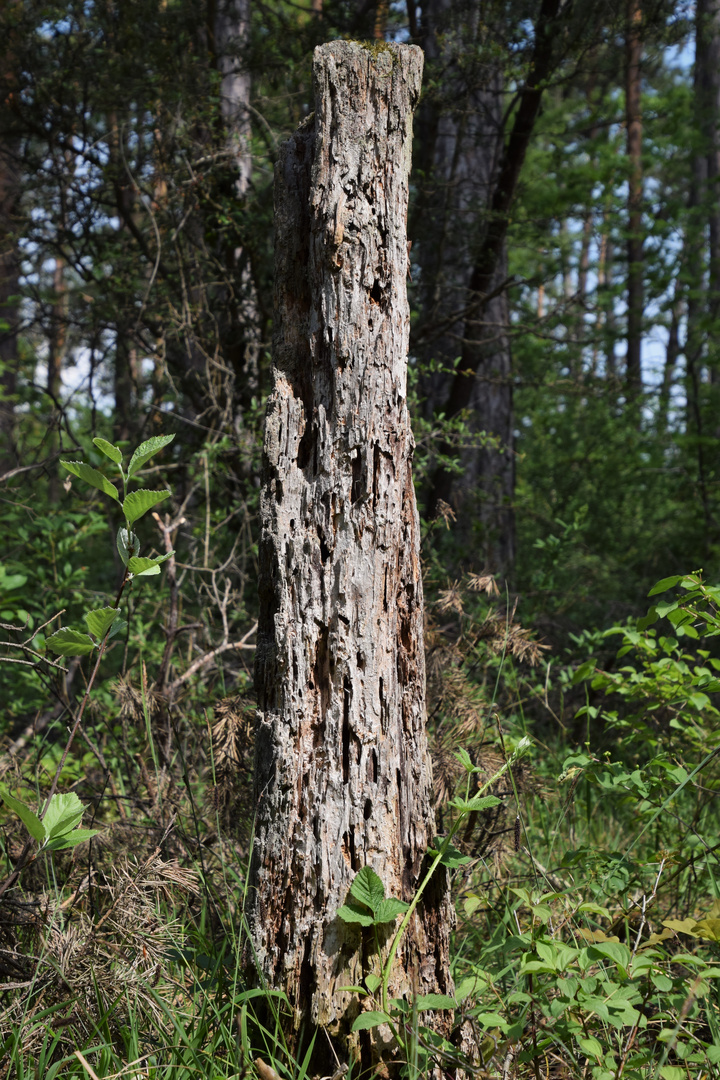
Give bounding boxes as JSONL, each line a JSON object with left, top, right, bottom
{"left": 92, "top": 438, "right": 123, "bottom": 465}
{"left": 42, "top": 792, "right": 85, "bottom": 839}
{"left": 128, "top": 552, "right": 173, "bottom": 578}
{"left": 0, "top": 791, "right": 44, "bottom": 842}
{"left": 84, "top": 607, "right": 119, "bottom": 641}
{"left": 122, "top": 489, "right": 171, "bottom": 528}
{"left": 46, "top": 828, "right": 101, "bottom": 850}
{"left": 337, "top": 903, "right": 374, "bottom": 927}
{"left": 60, "top": 461, "right": 120, "bottom": 502}
{"left": 46, "top": 627, "right": 96, "bottom": 656}
{"left": 349, "top": 866, "right": 385, "bottom": 913}
{"left": 127, "top": 434, "right": 175, "bottom": 479}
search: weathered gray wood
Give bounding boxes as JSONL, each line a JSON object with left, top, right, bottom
{"left": 249, "top": 39, "right": 453, "bottom": 1065}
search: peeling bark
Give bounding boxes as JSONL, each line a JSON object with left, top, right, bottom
{"left": 249, "top": 40, "right": 453, "bottom": 1067}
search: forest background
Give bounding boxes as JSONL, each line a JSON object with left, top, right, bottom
{"left": 0, "top": 0, "right": 720, "bottom": 1078}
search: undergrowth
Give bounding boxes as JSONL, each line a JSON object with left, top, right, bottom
{"left": 0, "top": 444, "right": 719, "bottom": 1079}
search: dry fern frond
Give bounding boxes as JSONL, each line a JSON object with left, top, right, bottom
{"left": 466, "top": 571, "right": 500, "bottom": 596}
{"left": 436, "top": 580, "right": 464, "bottom": 615}
{"left": 209, "top": 694, "right": 254, "bottom": 828}
{"left": 113, "top": 675, "right": 161, "bottom": 720}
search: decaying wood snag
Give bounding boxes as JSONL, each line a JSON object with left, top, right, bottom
{"left": 249, "top": 39, "right": 454, "bottom": 1066}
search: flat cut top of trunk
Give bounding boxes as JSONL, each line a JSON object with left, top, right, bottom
{"left": 249, "top": 40, "right": 452, "bottom": 1056}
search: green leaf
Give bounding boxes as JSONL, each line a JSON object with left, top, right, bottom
{"left": 122, "top": 489, "right": 171, "bottom": 528}
{"left": 577, "top": 1035, "right": 603, "bottom": 1061}
{"left": 0, "top": 790, "right": 44, "bottom": 842}
{"left": 92, "top": 437, "right": 123, "bottom": 465}
{"left": 60, "top": 461, "right": 119, "bottom": 502}
{"left": 337, "top": 903, "right": 374, "bottom": 926}
{"left": 351, "top": 1011, "right": 391, "bottom": 1032}
{"left": 117, "top": 526, "right": 140, "bottom": 565}
{"left": 428, "top": 841, "right": 472, "bottom": 868}
{"left": 46, "top": 627, "right": 96, "bottom": 656}
{"left": 42, "top": 792, "right": 86, "bottom": 840}
{"left": 84, "top": 607, "right": 119, "bottom": 641}
{"left": 374, "top": 898, "right": 409, "bottom": 923}
{"left": 336, "top": 985, "right": 367, "bottom": 995}
{"left": 46, "top": 828, "right": 100, "bottom": 850}
{"left": 453, "top": 748, "right": 476, "bottom": 773}
{"left": 349, "top": 866, "right": 386, "bottom": 914}
{"left": 127, "top": 434, "right": 175, "bottom": 478}
{"left": 108, "top": 618, "right": 128, "bottom": 641}
{"left": 415, "top": 994, "right": 456, "bottom": 1011}
{"left": 365, "top": 973, "right": 382, "bottom": 993}
{"left": 649, "top": 576, "right": 683, "bottom": 597}
{"left": 128, "top": 552, "right": 173, "bottom": 578}
{"left": 448, "top": 794, "right": 502, "bottom": 813}
{"left": 586, "top": 941, "right": 632, "bottom": 972}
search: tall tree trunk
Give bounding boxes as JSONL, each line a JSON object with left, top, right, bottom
{"left": 0, "top": 35, "right": 20, "bottom": 475}
{"left": 249, "top": 41, "right": 453, "bottom": 1071}
{"left": 426, "top": 0, "right": 561, "bottom": 531}
{"left": 413, "top": 0, "right": 514, "bottom": 574}
{"left": 625, "top": 0, "right": 643, "bottom": 403}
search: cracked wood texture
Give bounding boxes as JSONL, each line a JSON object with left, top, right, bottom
{"left": 249, "top": 39, "right": 453, "bottom": 1064}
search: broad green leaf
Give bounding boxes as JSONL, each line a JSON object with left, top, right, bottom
{"left": 122, "top": 489, "right": 171, "bottom": 528}
{"left": 586, "top": 942, "right": 632, "bottom": 972}
{"left": 127, "top": 434, "right": 175, "bottom": 478}
{"left": 60, "top": 461, "right": 119, "bottom": 502}
{"left": 117, "top": 526, "right": 140, "bottom": 565}
{"left": 448, "top": 794, "right": 501, "bottom": 813}
{"left": 108, "top": 618, "right": 128, "bottom": 641}
{"left": 84, "top": 607, "right": 119, "bottom": 641}
{"left": 373, "top": 898, "right": 409, "bottom": 923}
{"left": 351, "top": 1011, "right": 391, "bottom": 1032}
{"left": 691, "top": 918, "right": 720, "bottom": 943}
{"left": 42, "top": 792, "right": 86, "bottom": 839}
{"left": 428, "top": 841, "right": 472, "bottom": 868}
{"left": 128, "top": 552, "right": 173, "bottom": 578}
{"left": 337, "top": 903, "right": 374, "bottom": 927}
{"left": 92, "top": 437, "right": 123, "bottom": 465}
{"left": 648, "top": 576, "right": 683, "bottom": 597}
{"left": 336, "top": 985, "right": 367, "bottom": 995}
{"left": 46, "top": 627, "right": 96, "bottom": 656}
{"left": 577, "top": 1036, "right": 603, "bottom": 1061}
{"left": 46, "top": 828, "right": 100, "bottom": 850}
{"left": 349, "top": 866, "right": 385, "bottom": 914}
{"left": 365, "top": 973, "right": 382, "bottom": 993}
{"left": 415, "top": 994, "right": 456, "bottom": 1011}
{"left": 0, "top": 790, "right": 44, "bottom": 842}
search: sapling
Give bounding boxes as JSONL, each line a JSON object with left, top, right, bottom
{"left": 0, "top": 433, "right": 176, "bottom": 882}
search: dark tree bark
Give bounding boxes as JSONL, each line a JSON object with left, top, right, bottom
{"left": 425, "top": 0, "right": 561, "bottom": 546}
{"left": 248, "top": 40, "right": 453, "bottom": 1071}
{"left": 625, "top": 0, "right": 643, "bottom": 403}
{"left": 413, "top": 0, "right": 514, "bottom": 573}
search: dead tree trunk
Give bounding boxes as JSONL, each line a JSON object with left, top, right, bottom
{"left": 249, "top": 39, "right": 453, "bottom": 1068}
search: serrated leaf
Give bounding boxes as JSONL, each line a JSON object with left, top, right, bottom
{"left": 349, "top": 866, "right": 385, "bottom": 913}
{"left": 60, "top": 461, "right": 119, "bottom": 502}
{"left": 117, "top": 526, "right": 140, "bottom": 565}
{"left": 0, "top": 791, "right": 44, "bottom": 842}
{"left": 448, "top": 794, "right": 502, "bottom": 813}
{"left": 46, "top": 627, "right": 96, "bottom": 657}
{"left": 108, "top": 618, "right": 128, "bottom": 641}
{"left": 92, "top": 437, "right": 123, "bottom": 465}
{"left": 351, "top": 1011, "right": 391, "bottom": 1032}
{"left": 415, "top": 994, "right": 456, "bottom": 1011}
{"left": 122, "top": 489, "right": 171, "bottom": 528}
{"left": 43, "top": 792, "right": 86, "bottom": 840}
{"left": 84, "top": 607, "right": 119, "bottom": 641}
{"left": 46, "top": 828, "right": 100, "bottom": 850}
{"left": 128, "top": 552, "right": 173, "bottom": 578}
{"left": 373, "top": 898, "right": 409, "bottom": 923}
{"left": 428, "top": 840, "right": 472, "bottom": 868}
{"left": 337, "top": 903, "right": 374, "bottom": 926}
{"left": 127, "top": 434, "right": 175, "bottom": 478}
